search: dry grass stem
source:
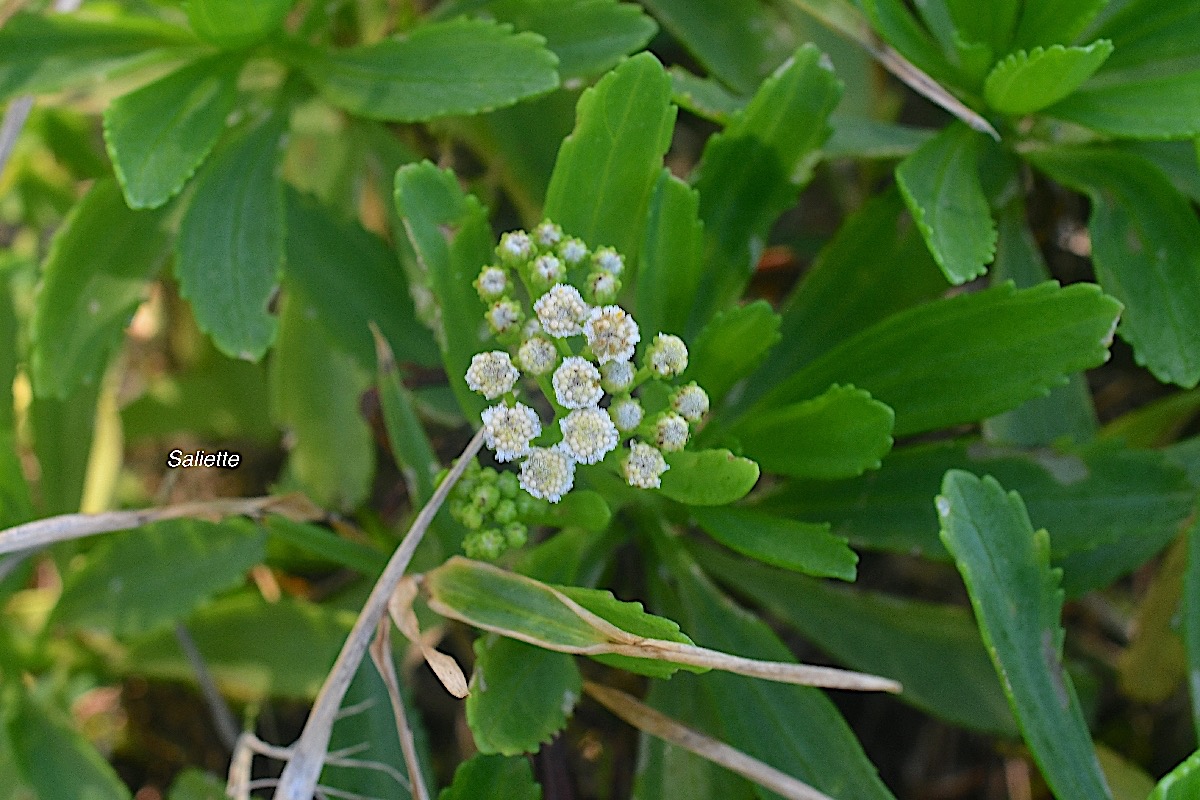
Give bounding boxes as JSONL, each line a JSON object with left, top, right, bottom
{"left": 368, "top": 621, "right": 432, "bottom": 800}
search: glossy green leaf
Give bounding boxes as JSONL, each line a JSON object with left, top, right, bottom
{"left": 285, "top": 189, "right": 439, "bottom": 370}
{"left": 658, "top": 449, "right": 759, "bottom": 506}
{"left": 53, "top": 519, "right": 265, "bottom": 636}
{"left": 440, "top": 753, "right": 542, "bottom": 800}
{"left": 691, "top": 45, "right": 841, "bottom": 326}
{"left": 167, "top": 769, "right": 225, "bottom": 800}
{"left": 522, "top": 490, "right": 613, "bottom": 533}
{"left": 685, "top": 301, "right": 780, "bottom": 404}
{"left": 489, "top": 0, "right": 656, "bottom": 79}
{"left": 1012, "top": 0, "right": 1107, "bottom": 49}
{"left": 756, "top": 281, "right": 1121, "bottom": 436}
{"left": 544, "top": 52, "right": 675, "bottom": 263}
{"left": 394, "top": 161, "right": 492, "bottom": 418}
{"left": 176, "top": 113, "right": 284, "bottom": 360}
{"left": 558, "top": 585, "right": 697, "bottom": 678}
{"left": 103, "top": 56, "right": 240, "bottom": 209}
{"left": 466, "top": 636, "right": 580, "bottom": 755}
{"left": 938, "top": 471, "right": 1113, "bottom": 799}
{"left": 637, "top": 170, "right": 704, "bottom": 337}
{"left": 271, "top": 291, "right": 374, "bottom": 511}
{"left": 669, "top": 67, "right": 746, "bottom": 124}
{"left": 185, "top": 0, "right": 292, "bottom": 48}
{"left": 30, "top": 178, "right": 168, "bottom": 399}
{"left": 733, "top": 384, "right": 894, "bottom": 480}
{"left": 0, "top": 11, "right": 195, "bottom": 101}
{"left": 8, "top": 691, "right": 131, "bottom": 800}
{"left": 691, "top": 543, "right": 1016, "bottom": 735}
{"left": 896, "top": 123, "right": 996, "bottom": 284}
{"left": 265, "top": 517, "right": 387, "bottom": 576}
{"left": 1028, "top": 148, "right": 1200, "bottom": 388}
{"left": 303, "top": 18, "right": 558, "bottom": 122}
{"left": 984, "top": 41, "right": 1112, "bottom": 115}
{"left": 691, "top": 506, "right": 858, "bottom": 581}
{"left": 1049, "top": 71, "right": 1200, "bottom": 139}
{"left": 1151, "top": 750, "right": 1200, "bottom": 799}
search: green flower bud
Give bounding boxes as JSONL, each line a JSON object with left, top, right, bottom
{"left": 503, "top": 522, "right": 528, "bottom": 548}
{"left": 493, "top": 499, "right": 519, "bottom": 524}
{"left": 497, "top": 470, "right": 520, "bottom": 499}
{"left": 464, "top": 529, "right": 506, "bottom": 560}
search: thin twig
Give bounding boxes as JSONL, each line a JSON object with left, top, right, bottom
{"left": 369, "top": 620, "right": 432, "bottom": 800}
{"left": 174, "top": 623, "right": 240, "bottom": 752}
{"left": 270, "top": 427, "right": 485, "bottom": 800}
{"left": 584, "top": 681, "right": 837, "bottom": 800}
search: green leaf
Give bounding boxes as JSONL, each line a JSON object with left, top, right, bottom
{"left": 374, "top": 334, "right": 440, "bottom": 506}
{"left": 1049, "top": 71, "right": 1200, "bottom": 139}
{"left": 176, "top": 113, "right": 285, "bottom": 360}
{"left": 896, "top": 123, "right": 996, "bottom": 284}
{"left": 303, "top": 18, "right": 558, "bottom": 122}
{"left": 636, "top": 170, "right": 704, "bottom": 337}
{"left": 558, "top": 585, "right": 697, "bottom": 678}
{"left": 285, "top": 189, "right": 439, "bottom": 370}
{"left": 0, "top": 11, "right": 195, "bottom": 101}
{"left": 1028, "top": 148, "right": 1200, "bottom": 388}
{"left": 103, "top": 56, "right": 240, "bottom": 209}
{"left": 53, "top": 519, "right": 265, "bottom": 637}
{"left": 167, "top": 769, "right": 225, "bottom": 800}
{"left": 755, "top": 281, "right": 1121, "bottom": 437}
{"left": 691, "top": 45, "right": 841, "bottom": 327}
{"left": 394, "top": 161, "right": 492, "bottom": 418}
{"left": 466, "top": 636, "right": 580, "bottom": 755}
{"left": 489, "top": 0, "right": 656, "bottom": 80}
{"left": 691, "top": 506, "right": 858, "bottom": 581}
{"left": 942, "top": 0, "right": 1019, "bottom": 57}
{"left": 440, "top": 753, "right": 542, "bottom": 800}
{"left": 8, "top": 691, "right": 131, "bottom": 800}
{"left": 265, "top": 516, "right": 387, "bottom": 576}
{"left": 544, "top": 52, "right": 675, "bottom": 263}
{"left": 669, "top": 67, "right": 746, "bottom": 124}
{"left": 29, "top": 385, "right": 99, "bottom": 515}
{"left": 658, "top": 449, "right": 759, "bottom": 506}
{"left": 0, "top": 286, "right": 31, "bottom": 529}
{"left": 824, "top": 118, "right": 936, "bottom": 160}
{"left": 691, "top": 543, "right": 1016, "bottom": 735}
{"left": 1151, "top": 750, "right": 1200, "bottom": 799}
{"left": 522, "top": 490, "right": 613, "bottom": 533}
{"left": 733, "top": 384, "right": 894, "bottom": 480}
{"left": 1090, "top": 0, "right": 1200, "bottom": 77}
{"left": 685, "top": 301, "right": 780, "bottom": 404}
{"left": 271, "top": 290, "right": 374, "bottom": 510}
{"left": 862, "top": 0, "right": 958, "bottom": 85}
{"left": 1011, "top": 0, "right": 1106, "bottom": 49}
{"left": 937, "top": 471, "right": 1113, "bottom": 800}
{"left": 185, "top": 0, "right": 292, "bottom": 48}
{"left": 984, "top": 41, "right": 1113, "bottom": 115}
{"left": 30, "top": 179, "right": 168, "bottom": 399}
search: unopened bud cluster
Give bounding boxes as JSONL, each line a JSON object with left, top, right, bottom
{"left": 444, "top": 459, "right": 533, "bottom": 559}
{"left": 460, "top": 221, "right": 711, "bottom": 554}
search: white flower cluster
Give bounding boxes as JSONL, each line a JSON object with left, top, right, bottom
{"left": 464, "top": 222, "right": 712, "bottom": 505}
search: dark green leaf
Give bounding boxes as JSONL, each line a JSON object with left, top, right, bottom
{"left": 862, "top": 0, "right": 957, "bottom": 84}
{"left": 1115, "top": 140, "right": 1200, "bottom": 204}
{"left": 824, "top": 118, "right": 936, "bottom": 160}
{"left": 691, "top": 45, "right": 841, "bottom": 327}
{"left": 942, "top": 0, "right": 1019, "bottom": 56}
{"left": 466, "top": 636, "right": 580, "bottom": 755}
{"left": 30, "top": 178, "right": 168, "bottom": 399}
{"left": 303, "top": 18, "right": 558, "bottom": 122}
{"left": 440, "top": 753, "right": 541, "bottom": 800}
{"left": 1150, "top": 750, "right": 1200, "bottom": 800}
{"left": 637, "top": 170, "right": 704, "bottom": 337}
{"left": 394, "top": 161, "right": 492, "bottom": 418}
{"left": 285, "top": 189, "right": 439, "bottom": 370}
{"left": 176, "top": 113, "right": 285, "bottom": 360}
{"left": 0, "top": 286, "right": 30, "bottom": 529}
{"left": 167, "top": 769, "right": 225, "bottom": 800}
{"left": 691, "top": 506, "right": 858, "bottom": 581}
{"left": 733, "top": 384, "right": 894, "bottom": 480}
{"left": 30, "top": 385, "right": 100, "bottom": 515}
{"left": 1090, "top": 0, "right": 1200, "bottom": 77}
{"left": 659, "top": 449, "right": 759, "bottom": 506}
{"left": 669, "top": 67, "right": 746, "bottom": 124}
{"left": 937, "top": 471, "right": 1113, "bottom": 799}
{"left": 1012, "top": 0, "right": 1106, "bottom": 49}
{"left": 122, "top": 356, "right": 274, "bottom": 442}
{"left": 558, "top": 585, "right": 697, "bottom": 677}
{"left": 374, "top": 334, "right": 440, "bottom": 506}
{"left": 103, "top": 56, "right": 240, "bottom": 209}
{"left": 185, "top": 0, "right": 292, "bottom": 48}
{"left": 0, "top": 11, "right": 195, "bottom": 101}
{"left": 691, "top": 543, "right": 1016, "bottom": 735}
{"left": 265, "top": 517, "right": 387, "bottom": 576}
{"left": 685, "top": 301, "right": 780, "bottom": 404}
{"left": 755, "top": 281, "right": 1121, "bottom": 437}
{"left": 984, "top": 41, "right": 1113, "bottom": 115}
{"left": 896, "top": 123, "right": 996, "bottom": 284}
{"left": 1049, "top": 71, "right": 1200, "bottom": 139}
{"left": 1028, "top": 148, "right": 1200, "bottom": 388}
{"left": 489, "top": 0, "right": 656, "bottom": 79}
{"left": 271, "top": 290, "right": 374, "bottom": 510}
{"left": 544, "top": 52, "right": 675, "bottom": 263}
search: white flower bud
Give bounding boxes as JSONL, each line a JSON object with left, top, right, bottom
{"left": 560, "top": 407, "right": 619, "bottom": 465}
{"left": 481, "top": 403, "right": 541, "bottom": 462}
{"left": 498, "top": 230, "right": 533, "bottom": 262}
{"left": 552, "top": 356, "right": 604, "bottom": 409}
{"left": 593, "top": 247, "right": 624, "bottom": 276}
{"left": 559, "top": 237, "right": 588, "bottom": 265}
{"left": 519, "top": 445, "right": 576, "bottom": 503}
{"left": 533, "top": 254, "right": 565, "bottom": 284}
{"left": 474, "top": 266, "right": 507, "bottom": 301}
{"left": 486, "top": 298, "right": 524, "bottom": 336}
{"left": 466, "top": 351, "right": 519, "bottom": 399}
{"left": 584, "top": 305, "right": 640, "bottom": 364}
{"left": 654, "top": 412, "right": 689, "bottom": 452}
{"left": 534, "top": 284, "right": 590, "bottom": 338}
{"left": 608, "top": 397, "right": 644, "bottom": 432}
{"left": 671, "top": 382, "right": 710, "bottom": 421}
{"left": 601, "top": 359, "right": 635, "bottom": 393}
{"left": 624, "top": 441, "right": 669, "bottom": 489}
{"left": 646, "top": 333, "right": 688, "bottom": 377}
{"left": 518, "top": 335, "right": 558, "bottom": 376}
{"left": 586, "top": 271, "right": 621, "bottom": 305}
{"left": 534, "top": 221, "right": 563, "bottom": 248}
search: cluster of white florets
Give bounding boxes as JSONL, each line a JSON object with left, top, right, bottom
{"left": 466, "top": 221, "right": 711, "bottom": 507}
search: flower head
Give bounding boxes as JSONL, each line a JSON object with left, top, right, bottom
{"left": 498, "top": 230, "right": 533, "bottom": 262}
{"left": 586, "top": 270, "right": 621, "bottom": 305}
{"left": 559, "top": 238, "right": 588, "bottom": 265}
{"left": 518, "top": 335, "right": 558, "bottom": 376}
{"left": 646, "top": 333, "right": 688, "bottom": 377}
{"left": 533, "top": 254, "right": 565, "bottom": 285}
{"left": 655, "top": 412, "right": 689, "bottom": 452}
{"left": 519, "top": 445, "right": 576, "bottom": 503}
{"left": 593, "top": 247, "right": 624, "bottom": 276}
{"left": 486, "top": 298, "right": 523, "bottom": 336}
{"left": 584, "top": 305, "right": 640, "bottom": 364}
{"left": 466, "top": 351, "right": 519, "bottom": 399}
{"left": 671, "top": 383, "right": 710, "bottom": 422}
{"left": 534, "top": 284, "right": 590, "bottom": 338}
{"left": 624, "top": 442, "right": 669, "bottom": 489}
{"left": 474, "top": 266, "right": 508, "bottom": 301}
{"left": 608, "top": 397, "right": 644, "bottom": 432}
{"left": 601, "top": 359, "right": 635, "bottom": 393}
{"left": 481, "top": 403, "right": 541, "bottom": 462}
{"left": 552, "top": 356, "right": 603, "bottom": 409}
{"left": 560, "top": 407, "right": 619, "bottom": 465}
{"left": 534, "top": 221, "right": 563, "bottom": 248}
